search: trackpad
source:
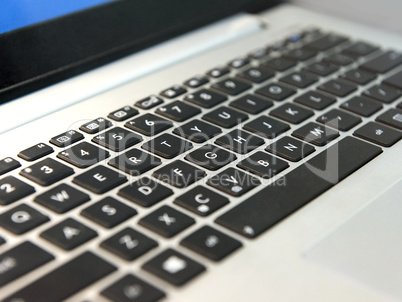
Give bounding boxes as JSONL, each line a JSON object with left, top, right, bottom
{"left": 304, "top": 180, "right": 402, "bottom": 300}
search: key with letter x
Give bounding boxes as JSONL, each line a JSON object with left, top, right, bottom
{"left": 139, "top": 205, "right": 195, "bottom": 238}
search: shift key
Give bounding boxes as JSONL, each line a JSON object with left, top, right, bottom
{"left": 4, "top": 252, "right": 116, "bottom": 302}
{"left": 216, "top": 137, "right": 382, "bottom": 238}
{"left": 0, "top": 241, "right": 54, "bottom": 287}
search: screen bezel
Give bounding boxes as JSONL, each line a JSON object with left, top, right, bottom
{"left": 0, "top": 0, "right": 280, "bottom": 103}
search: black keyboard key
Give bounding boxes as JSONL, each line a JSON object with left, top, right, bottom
{"left": 354, "top": 122, "right": 402, "bottom": 147}
{"left": 80, "top": 117, "right": 113, "bottom": 134}
{"left": 284, "top": 47, "right": 317, "bottom": 61}
{"left": 93, "top": 127, "right": 142, "bottom": 152}
{"left": 0, "top": 157, "right": 21, "bottom": 176}
{"left": 0, "top": 204, "right": 49, "bottom": 234}
{"left": 0, "top": 236, "right": 5, "bottom": 245}
{"left": 342, "top": 41, "right": 379, "bottom": 58}
{"left": 202, "top": 106, "right": 248, "bottom": 128}
{"left": 292, "top": 122, "right": 339, "bottom": 146}
{"left": 270, "top": 39, "right": 287, "bottom": 51}
{"left": 135, "top": 95, "right": 164, "bottom": 110}
{"left": 118, "top": 177, "right": 173, "bottom": 207}
{"left": 360, "top": 51, "right": 402, "bottom": 74}
{"left": 270, "top": 103, "right": 314, "bottom": 124}
{"left": 318, "top": 79, "right": 357, "bottom": 97}
{"left": 109, "top": 148, "right": 161, "bottom": 176}
{"left": 181, "top": 226, "right": 242, "bottom": 262}
{"left": 248, "top": 47, "right": 269, "bottom": 60}
{"left": 0, "top": 176, "right": 35, "bottom": 205}
{"left": 174, "top": 186, "right": 229, "bottom": 216}
{"left": 206, "top": 66, "right": 230, "bottom": 78}
{"left": 18, "top": 143, "right": 53, "bottom": 161}
{"left": 57, "top": 141, "right": 110, "bottom": 168}
{"left": 294, "top": 91, "right": 336, "bottom": 110}
{"left": 363, "top": 84, "right": 401, "bottom": 104}
{"left": 341, "top": 69, "right": 376, "bottom": 85}
{"left": 376, "top": 108, "right": 402, "bottom": 130}
{"left": 207, "top": 167, "right": 260, "bottom": 197}
{"left": 156, "top": 100, "right": 201, "bottom": 122}
{"left": 185, "top": 144, "right": 236, "bottom": 171}
{"left": 215, "top": 129, "right": 264, "bottom": 154}
{"left": 255, "top": 83, "right": 296, "bottom": 101}
{"left": 152, "top": 160, "right": 206, "bottom": 188}
{"left": 101, "top": 274, "right": 166, "bottom": 302}
{"left": 302, "top": 27, "right": 322, "bottom": 39}
{"left": 323, "top": 53, "right": 354, "bottom": 66}
{"left": 287, "top": 32, "right": 304, "bottom": 44}
{"left": 34, "top": 184, "right": 90, "bottom": 213}
{"left": 305, "top": 33, "right": 348, "bottom": 51}
{"left": 139, "top": 205, "right": 195, "bottom": 238}
{"left": 142, "top": 133, "right": 193, "bottom": 159}
{"left": 279, "top": 71, "right": 318, "bottom": 88}
{"left": 81, "top": 196, "right": 137, "bottom": 228}
{"left": 160, "top": 85, "right": 187, "bottom": 98}
{"left": 341, "top": 96, "right": 383, "bottom": 117}
{"left": 73, "top": 165, "right": 127, "bottom": 194}
{"left": 384, "top": 70, "right": 402, "bottom": 90}
{"left": 237, "top": 151, "right": 289, "bottom": 179}
{"left": 237, "top": 66, "right": 275, "bottom": 83}
{"left": 101, "top": 228, "right": 158, "bottom": 261}
{"left": 243, "top": 116, "right": 290, "bottom": 139}
{"left": 4, "top": 252, "right": 116, "bottom": 302}
{"left": 184, "top": 75, "right": 209, "bottom": 88}
{"left": 317, "top": 109, "right": 362, "bottom": 131}
{"left": 173, "top": 119, "right": 222, "bottom": 143}
{"left": 142, "top": 248, "right": 205, "bottom": 286}
{"left": 40, "top": 218, "right": 97, "bottom": 250}
{"left": 230, "top": 94, "right": 273, "bottom": 114}
{"left": 212, "top": 78, "right": 252, "bottom": 96}
{"left": 50, "top": 130, "right": 84, "bottom": 147}
{"left": 216, "top": 137, "right": 382, "bottom": 238}
{"left": 125, "top": 113, "right": 173, "bottom": 136}
{"left": 20, "top": 158, "right": 74, "bottom": 186}
{"left": 184, "top": 89, "right": 227, "bottom": 108}
{"left": 228, "top": 57, "right": 250, "bottom": 69}
{"left": 398, "top": 101, "right": 402, "bottom": 109}
{"left": 265, "top": 136, "right": 315, "bottom": 162}
{"left": 0, "top": 241, "right": 54, "bottom": 287}
{"left": 108, "top": 106, "right": 139, "bottom": 121}
{"left": 304, "top": 61, "right": 338, "bottom": 76}
{"left": 262, "top": 57, "right": 296, "bottom": 72}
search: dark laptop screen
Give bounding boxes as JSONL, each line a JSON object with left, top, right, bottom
{"left": 0, "top": 0, "right": 280, "bottom": 104}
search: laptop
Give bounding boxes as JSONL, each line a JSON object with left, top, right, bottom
{"left": 1, "top": 0, "right": 401, "bottom": 301}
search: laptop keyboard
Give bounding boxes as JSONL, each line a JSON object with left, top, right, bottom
{"left": 1, "top": 27, "right": 402, "bottom": 301}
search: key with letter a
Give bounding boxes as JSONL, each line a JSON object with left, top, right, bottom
{"left": 40, "top": 218, "right": 97, "bottom": 250}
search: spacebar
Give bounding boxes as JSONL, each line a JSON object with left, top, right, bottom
{"left": 215, "top": 137, "right": 382, "bottom": 238}
{"left": 4, "top": 252, "right": 116, "bottom": 302}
